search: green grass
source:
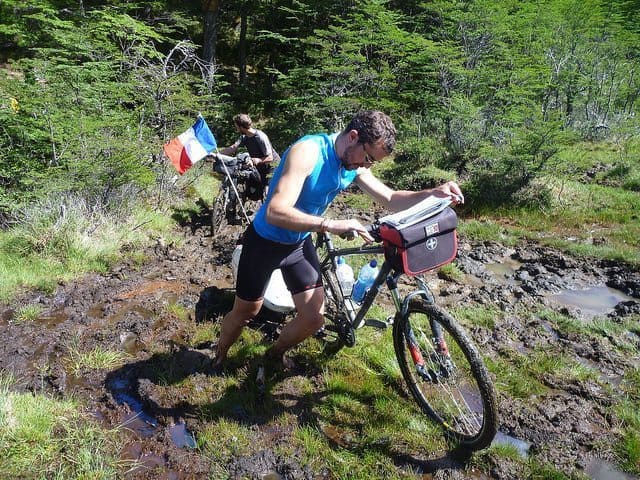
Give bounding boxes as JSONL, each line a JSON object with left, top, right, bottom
{"left": 164, "top": 301, "right": 190, "bottom": 320}
{"left": 199, "top": 418, "right": 254, "bottom": 462}
{"left": 13, "top": 303, "right": 44, "bottom": 323}
{"left": 492, "top": 178, "right": 640, "bottom": 264}
{"left": 438, "top": 261, "right": 465, "bottom": 282}
{"left": 0, "top": 374, "right": 123, "bottom": 478}
{"left": 66, "top": 346, "right": 130, "bottom": 376}
{"left": 485, "top": 354, "right": 547, "bottom": 398}
{"left": 451, "top": 304, "right": 502, "bottom": 330}
{"left": 615, "top": 369, "right": 640, "bottom": 474}
{"left": 0, "top": 201, "right": 177, "bottom": 302}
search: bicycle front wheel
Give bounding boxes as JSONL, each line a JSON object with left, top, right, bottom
{"left": 393, "top": 300, "right": 498, "bottom": 451}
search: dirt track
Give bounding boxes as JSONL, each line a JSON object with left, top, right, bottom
{"left": 1, "top": 203, "right": 639, "bottom": 479}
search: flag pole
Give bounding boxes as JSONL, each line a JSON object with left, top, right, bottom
{"left": 211, "top": 148, "right": 251, "bottom": 225}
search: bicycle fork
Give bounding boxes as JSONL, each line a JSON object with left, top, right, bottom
{"left": 391, "top": 277, "right": 453, "bottom": 384}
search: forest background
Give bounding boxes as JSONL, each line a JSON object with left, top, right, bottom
{"left": 1, "top": 1, "right": 640, "bottom": 478}
{"left": 0, "top": 0, "right": 639, "bottom": 297}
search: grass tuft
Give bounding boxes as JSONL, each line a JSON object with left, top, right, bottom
{"left": 13, "top": 304, "right": 43, "bottom": 323}
{"left": 0, "top": 374, "right": 123, "bottom": 478}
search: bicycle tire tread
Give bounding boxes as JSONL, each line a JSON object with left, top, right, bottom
{"left": 393, "top": 299, "right": 498, "bottom": 451}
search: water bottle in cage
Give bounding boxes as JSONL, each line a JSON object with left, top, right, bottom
{"left": 352, "top": 260, "right": 379, "bottom": 304}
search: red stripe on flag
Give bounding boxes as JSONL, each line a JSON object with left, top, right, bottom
{"left": 163, "top": 137, "right": 193, "bottom": 174}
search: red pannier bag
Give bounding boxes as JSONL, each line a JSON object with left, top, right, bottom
{"left": 379, "top": 206, "right": 458, "bottom": 276}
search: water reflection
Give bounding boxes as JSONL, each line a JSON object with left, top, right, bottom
{"left": 169, "top": 421, "right": 197, "bottom": 449}
{"left": 585, "top": 458, "right": 637, "bottom": 480}
{"left": 491, "top": 431, "right": 531, "bottom": 458}
{"left": 485, "top": 259, "right": 522, "bottom": 285}
{"left": 550, "top": 286, "right": 634, "bottom": 316}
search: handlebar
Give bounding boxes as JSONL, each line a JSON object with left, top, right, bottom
{"left": 337, "top": 223, "right": 381, "bottom": 242}
{"left": 335, "top": 194, "right": 460, "bottom": 243}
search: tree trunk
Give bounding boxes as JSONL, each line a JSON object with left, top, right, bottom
{"left": 238, "top": 4, "right": 248, "bottom": 86}
{"left": 202, "top": 0, "right": 219, "bottom": 72}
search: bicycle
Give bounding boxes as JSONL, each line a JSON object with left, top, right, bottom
{"left": 234, "top": 196, "right": 499, "bottom": 450}
{"left": 211, "top": 153, "right": 263, "bottom": 236}
{"left": 313, "top": 197, "right": 498, "bottom": 450}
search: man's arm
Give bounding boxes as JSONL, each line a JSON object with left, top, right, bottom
{"left": 265, "top": 140, "right": 373, "bottom": 240}
{"left": 219, "top": 138, "right": 241, "bottom": 156}
{"left": 355, "top": 169, "right": 464, "bottom": 212}
{"left": 249, "top": 131, "right": 274, "bottom": 166}
{"left": 265, "top": 140, "right": 320, "bottom": 231}
{"left": 251, "top": 152, "right": 273, "bottom": 167}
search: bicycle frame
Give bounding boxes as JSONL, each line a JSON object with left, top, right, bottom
{"left": 315, "top": 231, "right": 438, "bottom": 331}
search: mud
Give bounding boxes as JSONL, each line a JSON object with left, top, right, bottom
{"left": 1, "top": 202, "right": 639, "bottom": 479}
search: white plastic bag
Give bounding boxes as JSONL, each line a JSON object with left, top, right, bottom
{"left": 231, "top": 245, "right": 295, "bottom": 313}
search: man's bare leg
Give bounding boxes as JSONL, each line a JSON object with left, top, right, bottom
{"left": 266, "top": 287, "right": 325, "bottom": 364}
{"left": 214, "top": 296, "right": 263, "bottom": 367}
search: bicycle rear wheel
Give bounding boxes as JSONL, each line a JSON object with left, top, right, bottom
{"left": 211, "top": 189, "right": 229, "bottom": 236}
{"left": 315, "top": 265, "right": 353, "bottom": 354}
{"left": 393, "top": 299, "right": 498, "bottom": 451}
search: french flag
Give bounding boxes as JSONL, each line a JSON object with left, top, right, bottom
{"left": 164, "top": 116, "right": 217, "bottom": 174}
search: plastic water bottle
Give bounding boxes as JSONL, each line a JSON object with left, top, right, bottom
{"left": 335, "top": 256, "right": 354, "bottom": 296}
{"left": 351, "top": 260, "right": 379, "bottom": 304}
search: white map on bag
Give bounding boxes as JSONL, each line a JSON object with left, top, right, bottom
{"left": 379, "top": 196, "right": 454, "bottom": 229}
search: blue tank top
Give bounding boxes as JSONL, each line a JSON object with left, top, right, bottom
{"left": 253, "top": 133, "right": 357, "bottom": 244}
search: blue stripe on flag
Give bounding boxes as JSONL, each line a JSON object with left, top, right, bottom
{"left": 193, "top": 116, "right": 217, "bottom": 153}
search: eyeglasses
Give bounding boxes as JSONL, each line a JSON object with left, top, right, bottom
{"left": 360, "top": 142, "right": 376, "bottom": 166}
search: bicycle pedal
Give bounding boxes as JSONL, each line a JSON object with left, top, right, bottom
{"left": 364, "top": 318, "right": 389, "bottom": 330}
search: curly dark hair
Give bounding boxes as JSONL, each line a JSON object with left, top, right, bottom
{"left": 344, "top": 110, "right": 397, "bottom": 154}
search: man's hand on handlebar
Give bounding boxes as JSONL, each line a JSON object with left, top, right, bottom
{"left": 325, "top": 219, "right": 374, "bottom": 243}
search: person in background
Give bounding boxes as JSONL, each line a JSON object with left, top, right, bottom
{"left": 219, "top": 113, "right": 280, "bottom": 192}
{"left": 212, "top": 110, "right": 463, "bottom": 378}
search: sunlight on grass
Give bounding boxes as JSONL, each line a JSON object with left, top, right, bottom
{"left": 451, "top": 304, "right": 502, "bottom": 330}
{"left": 191, "top": 323, "right": 219, "bottom": 347}
{"left": 497, "top": 178, "right": 640, "bottom": 264}
{"left": 540, "top": 310, "right": 639, "bottom": 354}
{"left": 615, "top": 369, "right": 640, "bottom": 473}
{"left": 459, "top": 218, "right": 516, "bottom": 244}
{"left": 199, "top": 418, "right": 253, "bottom": 462}
{"left": 0, "top": 199, "right": 178, "bottom": 302}
{"left": 66, "top": 347, "right": 130, "bottom": 376}
{"left": 616, "top": 400, "right": 640, "bottom": 474}
{"left": 485, "top": 355, "right": 546, "bottom": 398}
{"left": 181, "top": 168, "right": 219, "bottom": 208}
{"left": 438, "top": 261, "right": 465, "bottom": 282}
{"left": 164, "top": 301, "right": 189, "bottom": 320}
{"left": 0, "top": 374, "right": 123, "bottom": 478}
{"left": 13, "top": 304, "right": 44, "bottom": 323}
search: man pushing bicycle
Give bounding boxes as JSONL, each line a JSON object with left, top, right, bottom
{"left": 211, "top": 110, "right": 463, "bottom": 375}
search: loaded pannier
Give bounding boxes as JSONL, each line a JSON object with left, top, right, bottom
{"left": 213, "top": 152, "right": 250, "bottom": 176}
{"left": 378, "top": 199, "right": 458, "bottom": 276}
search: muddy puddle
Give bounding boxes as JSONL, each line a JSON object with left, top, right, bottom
{"left": 1, "top": 208, "right": 639, "bottom": 479}
{"left": 550, "top": 285, "right": 635, "bottom": 316}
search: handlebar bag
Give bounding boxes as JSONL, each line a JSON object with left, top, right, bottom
{"left": 379, "top": 206, "right": 458, "bottom": 276}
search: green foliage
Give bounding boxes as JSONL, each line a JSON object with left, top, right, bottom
{"left": 13, "top": 304, "right": 44, "bottom": 323}
{"left": 0, "top": 375, "right": 122, "bottom": 478}
{"left": 0, "top": 1, "right": 225, "bottom": 219}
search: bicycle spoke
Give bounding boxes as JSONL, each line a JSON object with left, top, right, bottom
{"left": 414, "top": 328, "right": 483, "bottom": 435}
{"left": 394, "top": 302, "right": 497, "bottom": 450}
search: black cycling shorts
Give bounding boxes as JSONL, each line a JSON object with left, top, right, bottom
{"left": 236, "top": 223, "right": 323, "bottom": 301}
